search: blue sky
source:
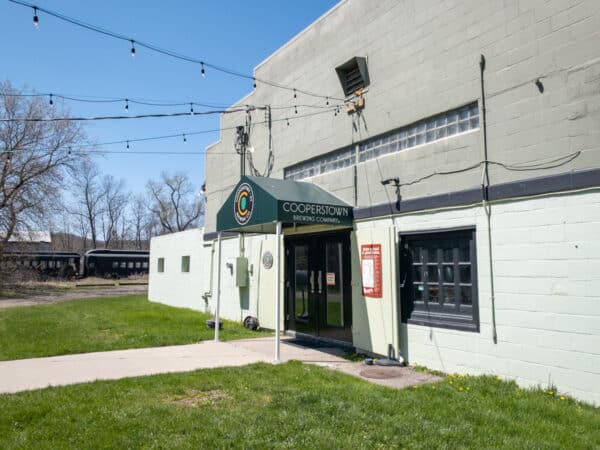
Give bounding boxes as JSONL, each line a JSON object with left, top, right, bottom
{"left": 1, "top": 0, "right": 339, "bottom": 194}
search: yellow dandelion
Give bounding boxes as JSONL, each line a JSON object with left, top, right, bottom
{"left": 560, "top": 396, "right": 565, "bottom": 401}
{"left": 449, "top": 381, "right": 454, "bottom": 385}
{"left": 547, "top": 391, "right": 554, "bottom": 395}
{"left": 466, "top": 387, "right": 470, "bottom": 391}
{"left": 496, "top": 375, "right": 501, "bottom": 380}
{"left": 459, "top": 387, "right": 464, "bottom": 392}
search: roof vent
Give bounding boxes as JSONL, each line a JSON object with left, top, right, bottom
{"left": 336, "top": 57, "right": 370, "bottom": 97}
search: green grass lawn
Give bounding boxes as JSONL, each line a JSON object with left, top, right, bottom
{"left": 0, "top": 362, "right": 598, "bottom": 449}
{"left": 0, "top": 295, "right": 267, "bottom": 360}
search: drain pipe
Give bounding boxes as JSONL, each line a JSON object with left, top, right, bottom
{"left": 202, "top": 240, "right": 216, "bottom": 312}
{"left": 480, "top": 54, "right": 498, "bottom": 344}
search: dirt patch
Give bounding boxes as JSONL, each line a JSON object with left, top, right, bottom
{"left": 169, "top": 390, "right": 231, "bottom": 408}
{"left": 0, "top": 284, "right": 147, "bottom": 309}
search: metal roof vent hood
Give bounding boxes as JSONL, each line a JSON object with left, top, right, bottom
{"left": 335, "top": 56, "right": 370, "bottom": 97}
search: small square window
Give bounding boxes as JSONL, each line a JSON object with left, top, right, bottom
{"left": 181, "top": 256, "right": 190, "bottom": 273}
{"left": 157, "top": 258, "right": 165, "bottom": 273}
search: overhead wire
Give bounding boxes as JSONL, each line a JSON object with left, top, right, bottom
{"left": 7, "top": 0, "right": 346, "bottom": 102}
{"left": 1, "top": 105, "right": 342, "bottom": 154}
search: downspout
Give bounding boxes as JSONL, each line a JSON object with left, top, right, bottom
{"left": 201, "top": 240, "right": 216, "bottom": 313}
{"left": 254, "top": 239, "right": 263, "bottom": 319}
{"left": 479, "top": 54, "right": 498, "bottom": 344}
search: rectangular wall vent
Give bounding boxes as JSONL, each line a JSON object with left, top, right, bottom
{"left": 335, "top": 57, "right": 369, "bottom": 97}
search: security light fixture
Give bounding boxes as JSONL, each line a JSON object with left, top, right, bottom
{"left": 381, "top": 177, "right": 400, "bottom": 186}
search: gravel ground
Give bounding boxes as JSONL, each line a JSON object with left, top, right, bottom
{"left": 0, "top": 284, "right": 148, "bottom": 309}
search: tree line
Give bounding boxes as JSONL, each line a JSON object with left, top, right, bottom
{"left": 1, "top": 81, "right": 204, "bottom": 255}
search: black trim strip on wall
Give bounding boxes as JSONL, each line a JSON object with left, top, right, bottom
{"left": 204, "top": 168, "right": 600, "bottom": 240}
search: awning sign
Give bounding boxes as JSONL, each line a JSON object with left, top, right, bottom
{"left": 361, "top": 244, "right": 382, "bottom": 298}
{"left": 326, "top": 272, "right": 336, "bottom": 286}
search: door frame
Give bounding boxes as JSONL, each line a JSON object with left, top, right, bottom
{"left": 284, "top": 230, "right": 352, "bottom": 343}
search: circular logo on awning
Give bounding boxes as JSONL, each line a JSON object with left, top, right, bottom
{"left": 234, "top": 183, "right": 254, "bottom": 225}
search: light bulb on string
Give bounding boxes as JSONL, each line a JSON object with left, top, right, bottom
{"left": 183, "top": 134, "right": 187, "bottom": 143}
{"left": 130, "top": 40, "right": 136, "bottom": 58}
{"left": 253, "top": 78, "right": 257, "bottom": 89}
{"left": 293, "top": 88, "right": 297, "bottom": 99}
{"left": 326, "top": 97, "right": 329, "bottom": 106}
{"left": 286, "top": 118, "right": 290, "bottom": 126}
{"left": 190, "top": 103, "right": 194, "bottom": 115}
{"left": 33, "top": 7, "right": 39, "bottom": 28}
{"left": 201, "top": 62, "right": 206, "bottom": 78}
{"left": 68, "top": 147, "right": 72, "bottom": 156}
{"left": 125, "top": 99, "right": 129, "bottom": 112}
{"left": 126, "top": 141, "right": 130, "bottom": 150}
{"left": 294, "top": 105, "right": 298, "bottom": 114}
{"left": 49, "top": 94, "right": 53, "bottom": 106}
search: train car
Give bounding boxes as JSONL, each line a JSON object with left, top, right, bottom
{"left": 84, "top": 249, "right": 149, "bottom": 279}
{"left": 0, "top": 251, "right": 81, "bottom": 279}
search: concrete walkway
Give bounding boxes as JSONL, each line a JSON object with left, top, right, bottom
{"left": 0, "top": 337, "right": 439, "bottom": 394}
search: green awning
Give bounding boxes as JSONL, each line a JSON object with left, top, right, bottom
{"left": 216, "top": 176, "right": 353, "bottom": 233}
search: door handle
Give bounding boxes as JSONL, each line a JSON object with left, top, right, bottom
{"left": 317, "top": 270, "right": 322, "bottom": 294}
{"left": 309, "top": 270, "right": 315, "bottom": 293}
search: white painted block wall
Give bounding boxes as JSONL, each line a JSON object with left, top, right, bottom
{"left": 148, "top": 229, "right": 209, "bottom": 313}
{"left": 389, "top": 190, "right": 600, "bottom": 405}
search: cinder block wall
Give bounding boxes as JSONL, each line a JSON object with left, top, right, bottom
{"left": 386, "top": 190, "right": 599, "bottom": 404}
{"left": 205, "top": 0, "right": 600, "bottom": 232}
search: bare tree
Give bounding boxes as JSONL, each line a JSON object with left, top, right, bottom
{"left": 100, "top": 175, "right": 128, "bottom": 249}
{"left": 0, "top": 81, "right": 85, "bottom": 256}
{"left": 129, "top": 194, "right": 151, "bottom": 249}
{"left": 146, "top": 172, "right": 203, "bottom": 233}
{"left": 70, "top": 159, "right": 103, "bottom": 249}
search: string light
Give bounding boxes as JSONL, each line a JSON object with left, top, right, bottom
{"left": 49, "top": 94, "right": 53, "bottom": 106}
{"left": 126, "top": 140, "right": 130, "bottom": 149}
{"left": 32, "top": 6, "right": 38, "bottom": 28}
{"left": 253, "top": 78, "right": 256, "bottom": 89}
{"left": 201, "top": 62, "right": 206, "bottom": 78}
{"left": 124, "top": 99, "right": 129, "bottom": 111}
{"left": 326, "top": 97, "right": 329, "bottom": 106}
{"left": 183, "top": 134, "right": 187, "bottom": 142}
{"left": 294, "top": 105, "right": 298, "bottom": 114}
{"left": 130, "top": 40, "right": 136, "bottom": 58}
{"left": 286, "top": 118, "right": 290, "bottom": 126}
{"left": 190, "top": 103, "right": 194, "bottom": 115}
{"left": 9, "top": 0, "right": 346, "bottom": 103}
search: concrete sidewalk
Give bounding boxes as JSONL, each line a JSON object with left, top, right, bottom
{"left": 0, "top": 337, "right": 439, "bottom": 394}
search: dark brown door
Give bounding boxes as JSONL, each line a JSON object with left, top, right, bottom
{"left": 285, "top": 232, "right": 352, "bottom": 342}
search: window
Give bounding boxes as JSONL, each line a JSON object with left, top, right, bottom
{"left": 284, "top": 102, "right": 479, "bottom": 181}
{"left": 112, "top": 261, "right": 118, "bottom": 269}
{"left": 181, "top": 256, "right": 190, "bottom": 273}
{"left": 157, "top": 258, "right": 164, "bottom": 273}
{"left": 135, "top": 262, "right": 141, "bottom": 269}
{"left": 400, "top": 228, "right": 479, "bottom": 332}
{"left": 142, "top": 261, "right": 149, "bottom": 269}
{"left": 127, "top": 262, "right": 134, "bottom": 269}
{"left": 120, "top": 261, "right": 126, "bottom": 269}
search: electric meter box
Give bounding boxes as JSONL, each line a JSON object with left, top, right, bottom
{"left": 236, "top": 257, "right": 248, "bottom": 287}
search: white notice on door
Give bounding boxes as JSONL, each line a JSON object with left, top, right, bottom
{"left": 362, "top": 258, "right": 375, "bottom": 288}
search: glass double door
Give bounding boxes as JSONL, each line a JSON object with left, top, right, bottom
{"left": 285, "top": 233, "right": 352, "bottom": 342}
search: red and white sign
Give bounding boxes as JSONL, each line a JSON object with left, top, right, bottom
{"left": 361, "top": 244, "right": 382, "bottom": 298}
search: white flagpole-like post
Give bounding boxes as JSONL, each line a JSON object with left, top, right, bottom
{"left": 275, "top": 221, "right": 282, "bottom": 362}
{"left": 214, "top": 232, "right": 222, "bottom": 341}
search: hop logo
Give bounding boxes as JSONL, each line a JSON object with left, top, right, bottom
{"left": 234, "top": 183, "right": 254, "bottom": 225}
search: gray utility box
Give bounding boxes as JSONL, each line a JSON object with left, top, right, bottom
{"left": 236, "top": 257, "right": 248, "bottom": 287}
